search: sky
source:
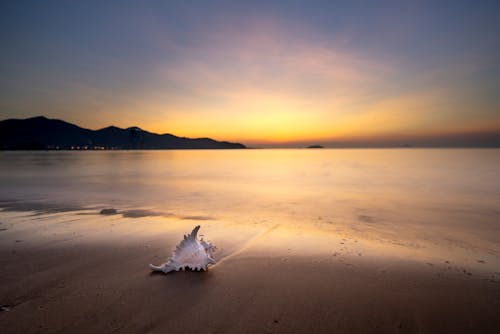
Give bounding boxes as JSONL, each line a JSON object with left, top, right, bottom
{"left": 1, "top": 0, "right": 499, "bottom": 147}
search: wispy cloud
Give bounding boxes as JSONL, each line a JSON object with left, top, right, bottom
{"left": 1, "top": 2, "right": 499, "bottom": 145}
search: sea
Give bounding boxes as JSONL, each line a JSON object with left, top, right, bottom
{"left": 1, "top": 149, "right": 499, "bottom": 270}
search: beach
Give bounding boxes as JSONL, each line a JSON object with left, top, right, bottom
{"left": 1, "top": 149, "right": 500, "bottom": 333}
{"left": 1, "top": 207, "right": 499, "bottom": 333}
{"left": 3, "top": 0, "right": 500, "bottom": 331}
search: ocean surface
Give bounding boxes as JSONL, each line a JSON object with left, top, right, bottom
{"left": 1, "top": 149, "right": 500, "bottom": 270}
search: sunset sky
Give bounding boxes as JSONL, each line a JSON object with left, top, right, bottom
{"left": 1, "top": 1, "right": 499, "bottom": 146}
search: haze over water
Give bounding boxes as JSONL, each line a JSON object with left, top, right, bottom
{"left": 1, "top": 149, "right": 499, "bottom": 271}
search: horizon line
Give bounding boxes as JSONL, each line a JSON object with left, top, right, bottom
{"left": 3, "top": 115, "right": 500, "bottom": 148}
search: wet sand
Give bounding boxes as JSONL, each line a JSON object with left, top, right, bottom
{"left": 1, "top": 210, "right": 500, "bottom": 333}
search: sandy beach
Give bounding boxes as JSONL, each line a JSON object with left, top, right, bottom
{"left": 1, "top": 206, "right": 499, "bottom": 334}
{"left": 2, "top": 0, "right": 500, "bottom": 330}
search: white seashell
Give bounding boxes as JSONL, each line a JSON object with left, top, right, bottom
{"left": 149, "top": 225, "right": 216, "bottom": 274}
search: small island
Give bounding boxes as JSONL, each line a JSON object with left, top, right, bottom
{"left": 306, "top": 144, "right": 324, "bottom": 149}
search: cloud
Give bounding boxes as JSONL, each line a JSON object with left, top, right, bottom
{"left": 135, "top": 19, "right": 398, "bottom": 140}
{"left": 3, "top": 7, "right": 498, "bottom": 145}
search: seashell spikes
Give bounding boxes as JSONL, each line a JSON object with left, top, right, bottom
{"left": 149, "top": 225, "right": 216, "bottom": 274}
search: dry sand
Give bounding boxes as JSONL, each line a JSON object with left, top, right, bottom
{"left": 1, "top": 209, "right": 499, "bottom": 333}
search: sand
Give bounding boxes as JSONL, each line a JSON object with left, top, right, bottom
{"left": 1, "top": 209, "right": 500, "bottom": 333}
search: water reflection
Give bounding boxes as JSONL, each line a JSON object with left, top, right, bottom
{"left": 0, "top": 149, "right": 499, "bottom": 258}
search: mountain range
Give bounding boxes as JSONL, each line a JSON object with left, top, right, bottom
{"left": 0, "top": 116, "right": 246, "bottom": 150}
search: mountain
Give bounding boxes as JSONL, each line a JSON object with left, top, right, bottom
{"left": 0, "top": 116, "right": 246, "bottom": 150}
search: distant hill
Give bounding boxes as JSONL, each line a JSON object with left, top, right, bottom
{"left": 0, "top": 116, "right": 246, "bottom": 150}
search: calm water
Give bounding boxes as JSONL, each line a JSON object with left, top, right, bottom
{"left": 1, "top": 149, "right": 500, "bottom": 256}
